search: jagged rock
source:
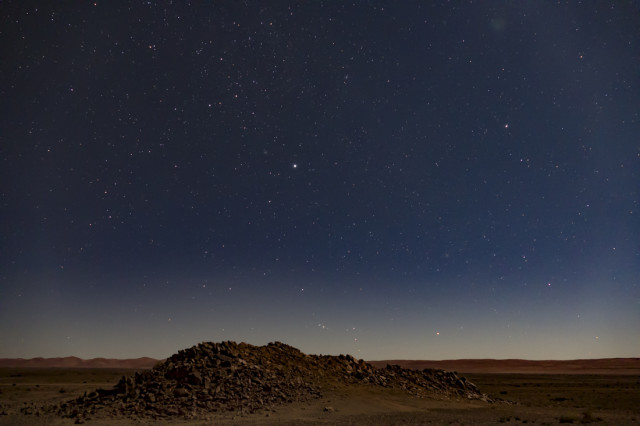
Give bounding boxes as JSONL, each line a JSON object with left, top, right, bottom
{"left": 39, "top": 341, "right": 493, "bottom": 420}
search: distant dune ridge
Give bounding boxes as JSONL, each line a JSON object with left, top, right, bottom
{"left": 368, "top": 358, "right": 640, "bottom": 374}
{"left": 1, "top": 355, "right": 638, "bottom": 373}
{"left": 0, "top": 356, "right": 160, "bottom": 369}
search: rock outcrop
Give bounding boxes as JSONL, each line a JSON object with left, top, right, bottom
{"left": 40, "top": 341, "right": 492, "bottom": 421}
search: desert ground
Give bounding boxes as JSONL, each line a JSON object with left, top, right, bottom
{"left": 1, "top": 368, "right": 638, "bottom": 425}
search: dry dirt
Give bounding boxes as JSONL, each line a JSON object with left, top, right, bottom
{"left": 1, "top": 368, "right": 638, "bottom": 425}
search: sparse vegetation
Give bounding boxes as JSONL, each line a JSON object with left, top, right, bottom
{"left": 580, "top": 411, "right": 602, "bottom": 423}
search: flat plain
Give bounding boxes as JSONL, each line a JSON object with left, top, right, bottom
{"left": 1, "top": 361, "right": 638, "bottom": 425}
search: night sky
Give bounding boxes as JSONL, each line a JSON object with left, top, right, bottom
{"left": 1, "top": 1, "right": 639, "bottom": 361}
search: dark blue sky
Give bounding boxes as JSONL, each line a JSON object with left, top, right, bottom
{"left": 1, "top": 1, "right": 638, "bottom": 360}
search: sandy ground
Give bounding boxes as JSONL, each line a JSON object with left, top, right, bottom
{"left": 1, "top": 368, "right": 639, "bottom": 425}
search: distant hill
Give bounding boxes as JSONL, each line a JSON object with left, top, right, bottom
{"left": 0, "top": 356, "right": 160, "bottom": 369}
{"left": 2, "top": 355, "right": 638, "bottom": 374}
{"left": 368, "top": 358, "right": 640, "bottom": 374}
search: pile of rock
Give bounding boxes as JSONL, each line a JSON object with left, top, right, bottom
{"left": 41, "top": 341, "right": 492, "bottom": 421}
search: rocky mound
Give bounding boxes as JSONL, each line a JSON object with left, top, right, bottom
{"left": 40, "top": 341, "right": 492, "bottom": 421}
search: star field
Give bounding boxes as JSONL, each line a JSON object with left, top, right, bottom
{"left": 1, "top": 1, "right": 638, "bottom": 360}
